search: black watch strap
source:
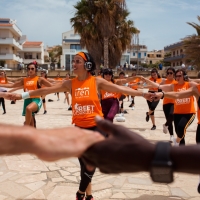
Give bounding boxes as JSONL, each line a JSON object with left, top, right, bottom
{"left": 150, "top": 142, "right": 173, "bottom": 183}
{"left": 154, "top": 142, "right": 171, "bottom": 162}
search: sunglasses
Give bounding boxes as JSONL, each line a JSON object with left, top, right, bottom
{"left": 167, "top": 72, "right": 173, "bottom": 75}
{"left": 28, "top": 67, "right": 35, "bottom": 71}
{"left": 104, "top": 72, "right": 112, "bottom": 75}
{"left": 175, "top": 75, "right": 182, "bottom": 78}
{"left": 72, "top": 60, "right": 82, "bottom": 64}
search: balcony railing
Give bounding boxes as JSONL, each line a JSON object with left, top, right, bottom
{"left": 164, "top": 54, "right": 185, "bottom": 62}
{"left": 0, "top": 38, "right": 23, "bottom": 50}
{"left": 0, "top": 53, "right": 23, "bottom": 62}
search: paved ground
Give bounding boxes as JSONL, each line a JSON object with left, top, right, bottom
{"left": 0, "top": 89, "right": 199, "bottom": 200}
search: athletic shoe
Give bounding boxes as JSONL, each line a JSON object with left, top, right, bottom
{"left": 173, "top": 138, "right": 179, "bottom": 146}
{"left": 163, "top": 124, "right": 168, "bottom": 134}
{"left": 85, "top": 195, "right": 94, "bottom": 200}
{"left": 146, "top": 112, "right": 149, "bottom": 122}
{"left": 68, "top": 106, "right": 72, "bottom": 111}
{"left": 151, "top": 125, "right": 156, "bottom": 130}
{"left": 76, "top": 192, "right": 85, "bottom": 200}
{"left": 170, "top": 135, "right": 174, "bottom": 143}
{"left": 123, "top": 110, "right": 128, "bottom": 114}
{"left": 43, "top": 110, "right": 47, "bottom": 114}
{"left": 129, "top": 103, "right": 133, "bottom": 107}
{"left": 131, "top": 106, "right": 135, "bottom": 110}
{"left": 197, "top": 176, "right": 200, "bottom": 193}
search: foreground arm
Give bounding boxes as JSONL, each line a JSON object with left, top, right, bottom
{"left": 83, "top": 117, "right": 200, "bottom": 174}
{"left": 0, "top": 123, "right": 104, "bottom": 161}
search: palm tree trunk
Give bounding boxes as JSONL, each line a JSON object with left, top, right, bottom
{"left": 104, "top": 37, "right": 109, "bottom": 68}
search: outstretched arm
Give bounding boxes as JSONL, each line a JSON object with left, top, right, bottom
{"left": 0, "top": 123, "right": 104, "bottom": 161}
{"left": 83, "top": 117, "right": 200, "bottom": 175}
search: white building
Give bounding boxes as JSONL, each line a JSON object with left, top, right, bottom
{"left": 18, "top": 38, "right": 45, "bottom": 65}
{"left": 0, "top": 18, "right": 45, "bottom": 69}
{"left": 61, "top": 29, "right": 130, "bottom": 71}
{"left": 0, "top": 18, "right": 23, "bottom": 69}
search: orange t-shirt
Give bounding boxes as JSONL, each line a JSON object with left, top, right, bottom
{"left": 163, "top": 79, "right": 177, "bottom": 105}
{"left": 0, "top": 78, "right": 7, "bottom": 84}
{"left": 71, "top": 75, "right": 103, "bottom": 128}
{"left": 101, "top": 81, "right": 120, "bottom": 100}
{"left": 54, "top": 77, "right": 63, "bottom": 81}
{"left": 24, "top": 76, "right": 40, "bottom": 98}
{"left": 174, "top": 82, "right": 195, "bottom": 114}
{"left": 149, "top": 77, "right": 162, "bottom": 92}
{"left": 196, "top": 85, "right": 200, "bottom": 124}
{"left": 129, "top": 78, "right": 140, "bottom": 90}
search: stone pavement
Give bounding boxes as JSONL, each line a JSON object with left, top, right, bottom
{"left": 0, "top": 90, "right": 199, "bottom": 200}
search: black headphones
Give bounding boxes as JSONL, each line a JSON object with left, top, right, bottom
{"left": 82, "top": 52, "right": 93, "bottom": 71}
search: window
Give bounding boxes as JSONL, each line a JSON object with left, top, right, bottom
{"left": 133, "top": 53, "right": 135, "bottom": 56}
{"left": 70, "top": 44, "right": 81, "bottom": 50}
{"left": 138, "top": 53, "right": 141, "bottom": 58}
{"left": 156, "top": 54, "right": 161, "bottom": 58}
{"left": 144, "top": 53, "right": 146, "bottom": 57}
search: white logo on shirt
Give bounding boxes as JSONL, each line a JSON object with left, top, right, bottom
{"left": 103, "top": 92, "right": 114, "bottom": 98}
{"left": 73, "top": 103, "right": 95, "bottom": 115}
{"left": 75, "top": 87, "right": 90, "bottom": 98}
{"left": 175, "top": 87, "right": 191, "bottom": 105}
{"left": 25, "top": 81, "right": 35, "bottom": 86}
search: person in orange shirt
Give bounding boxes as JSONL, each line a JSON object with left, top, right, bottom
{"left": 144, "top": 69, "right": 197, "bottom": 146}
{"left": 0, "top": 71, "right": 8, "bottom": 114}
{"left": 63, "top": 73, "right": 72, "bottom": 110}
{"left": 8, "top": 52, "right": 152, "bottom": 200}
{"left": 158, "top": 67, "right": 177, "bottom": 142}
{"left": 145, "top": 68, "right": 162, "bottom": 130}
{"left": 54, "top": 74, "right": 63, "bottom": 101}
{"left": 128, "top": 72, "right": 141, "bottom": 110}
{"left": 0, "top": 61, "right": 52, "bottom": 127}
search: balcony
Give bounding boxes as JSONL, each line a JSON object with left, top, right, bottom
{"left": 0, "top": 37, "right": 23, "bottom": 50}
{"left": 164, "top": 41, "right": 183, "bottom": 51}
{"left": 0, "top": 53, "right": 23, "bottom": 62}
{"left": 164, "top": 54, "right": 185, "bottom": 62}
{"left": 20, "top": 47, "right": 43, "bottom": 52}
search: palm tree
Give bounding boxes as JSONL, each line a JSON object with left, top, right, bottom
{"left": 70, "top": 0, "right": 137, "bottom": 69}
{"left": 182, "top": 16, "right": 200, "bottom": 70}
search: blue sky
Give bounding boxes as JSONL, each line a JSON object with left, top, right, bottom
{"left": 1, "top": 0, "right": 200, "bottom": 51}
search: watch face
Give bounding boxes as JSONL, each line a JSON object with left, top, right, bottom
{"left": 150, "top": 166, "right": 173, "bottom": 183}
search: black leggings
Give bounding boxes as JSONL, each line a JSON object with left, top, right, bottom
{"left": 196, "top": 124, "right": 200, "bottom": 144}
{"left": 0, "top": 97, "right": 6, "bottom": 113}
{"left": 174, "top": 113, "right": 195, "bottom": 145}
{"left": 163, "top": 103, "right": 174, "bottom": 136}
{"left": 78, "top": 126, "right": 106, "bottom": 192}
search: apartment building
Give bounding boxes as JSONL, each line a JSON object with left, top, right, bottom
{"left": 61, "top": 29, "right": 130, "bottom": 71}
{"left": 0, "top": 18, "right": 45, "bottom": 69}
{"left": 128, "top": 44, "right": 147, "bottom": 65}
{"left": 0, "top": 18, "right": 23, "bottom": 69}
{"left": 146, "top": 50, "right": 164, "bottom": 65}
{"left": 18, "top": 39, "right": 45, "bottom": 65}
{"left": 164, "top": 41, "right": 185, "bottom": 67}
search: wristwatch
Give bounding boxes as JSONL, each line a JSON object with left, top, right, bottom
{"left": 150, "top": 142, "right": 173, "bottom": 183}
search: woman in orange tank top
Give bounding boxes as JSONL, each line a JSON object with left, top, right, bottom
{"left": 145, "top": 68, "right": 162, "bottom": 130}
{"left": 0, "top": 71, "right": 8, "bottom": 114}
{"left": 0, "top": 61, "right": 52, "bottom": 127}
{"left": 144, "top": 69, "right": 197, "bottom": 146}
{"left": 158, "top": 67, "right": 177, "bottom": 142}
{"left": 128, "top": 72, "right": 141, "bottom": 109}
{"left": 11, "top": 52, "right": 153, "bottom": 200}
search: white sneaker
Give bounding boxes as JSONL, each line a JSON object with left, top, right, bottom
{"left": 173, "top": 138, "right": 179, "bottom": 146}
{"left": 163, "top": 124, "right": 168, "bottom": 134}
{"left": 170, "top": 135, "right": 174, "bottom": 143}
{"left": 131, "top": 106, "right": 135, "bottom": 110}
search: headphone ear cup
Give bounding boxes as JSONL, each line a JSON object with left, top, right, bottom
{"left": 84, "top": 62, "right": 92, "bottom": 71}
